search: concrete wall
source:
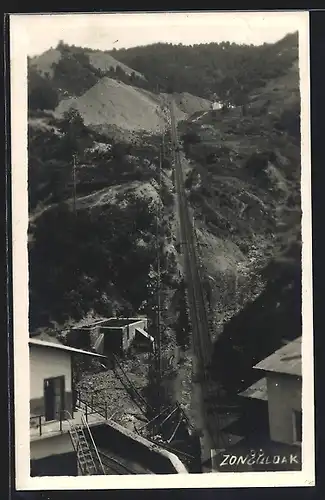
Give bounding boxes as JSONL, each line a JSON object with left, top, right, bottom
{"left": 31, "top": 433, "right": 77, "bottom": 476}
{"left": 122, "top": 320, "right": 146, "bottom": 352}
{"left": 31, "top": 452, "right": 78, "bottom": 477}
{"left": 30, "top": 431, "right": 75, "bottom": 460}
{"left": 103, "top": 327, "right": 123, "bottom": 355}
{"left": 68, "top": 318, "right": 148, "bottom": 356}
{"left": 67, "top": 328, "right": 92, "bottom": 350}
{"left": 101, "top": 320, "right": 148, "bottom": 355}
{"left": 91, "top": 420, "right": 188, "bottom": 474}
{"left": 266, "top": 372, "right": 302, "bottom": 445}
{"left": 29, "top": 345, "right": 73, "bottom": 418}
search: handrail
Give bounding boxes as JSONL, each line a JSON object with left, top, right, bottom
{"left": 81, "top": 414, "right": 105, "bottom": 474}
{"left": 30, "top": 410, "right": 65, "bottom": 437}
{"left": 30, "top": 414, "right": 43, "bottom": 436}
{"left": 136, "top": 404, "right": 172, "bottom": 432}
{"left": 111, "top": 354, "right": 153, "bottom": 412}
{"left": 167, "top": 417, "right": 182, "bottom": 444}
{"left": 76, "top": 391, "right": 109, "bottom": 420}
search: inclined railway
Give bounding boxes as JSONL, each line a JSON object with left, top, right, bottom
{"left": 167, "top": 98, "right": 231, "bottom": 459}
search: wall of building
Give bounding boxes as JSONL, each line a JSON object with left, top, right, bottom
{"left": 67, "top": 328, "right": 92, "bottom": 350}
{"left": 29, "top": 345, "right": 73, "bottom": 418}
{"left": 31, "top": 432, "right": 77, "bottom": 476}
{"left": 266, "top": 372, "right": 302, "bottom": 445}
{"left": 30, "top": 431, "right": 75, "bottom": 460}
{"left": 102, "top": 320, "right": 148, "bottom": 355}
{"left": 240, "top": 398, "right": 270, "bottom": 439}
{"left": 103, "top": 328, "right": 123, "bottom": 355}
{"left": 122, "top": 320, "right": 147, "bottom": 352}
{"left": 68, "top": 318, "right": 149, "bottom": 356}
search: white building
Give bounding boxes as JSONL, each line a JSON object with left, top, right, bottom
{"left": 240, "top": 337, "right": 302, "bottom": 446}
{"left": 29, "top": 337, "right": 106, "bottom": 476}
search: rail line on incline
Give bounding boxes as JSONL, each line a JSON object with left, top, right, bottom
{"left": 167, "top": 98, "right": 232, "bottom": 464}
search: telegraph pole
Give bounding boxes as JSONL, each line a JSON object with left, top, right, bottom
{"left": 155, "top": 143, "right": 162, "bottom": 406}
{"left": 72, "top": 154, "right": 77, "bottom": 215}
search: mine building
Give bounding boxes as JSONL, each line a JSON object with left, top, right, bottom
{"left": 67, "top": 317, "right": 153, "bottom": 357}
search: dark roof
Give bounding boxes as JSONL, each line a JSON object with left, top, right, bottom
{"left": 238, "top": 377, "right": 268, "bottom": 401}
{"left": 254, "top": 337, "right": 302, "bottom": 377}
{"left": 29, "top": 338, "right": 107, "bottom": 358}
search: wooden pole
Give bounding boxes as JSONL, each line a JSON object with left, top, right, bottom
{"left": 155, "top": 145, "right": 162, "bottom": 407}
{"left": 72, "top": 154, "right": 77, "bottom": 215}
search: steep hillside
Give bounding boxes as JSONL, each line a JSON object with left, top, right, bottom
{"left": 112, "top": 32, "right": 298, "bottom": 103}
{"left": 28, "top": 42, "right": 146, "bottom": 107}
{"left": 210, "top": 236, "right": 301, "bottom": 395}
{"left": 30, "top": 45, "right": 145, "bottom": 81}
{"left": 176, "top": 60, "right": 302, "bottom": 391}
{"left": 87, "top": 50, "right": 145, "bottom": 80}
{"left": 29, "top": 48, "right": 62, "bottom": 77}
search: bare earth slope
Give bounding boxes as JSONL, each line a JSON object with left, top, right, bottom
{"left": 30, "top": 47, "right": 145, "bottom": 80}
{"left": 29, "top": 48, "right": 62, "bottom": 77}
{"left": 55, "top": 77, "right": 212, "bottom": 133}
{"left": 87, "top": 51, "right": 145, "bottom": 80}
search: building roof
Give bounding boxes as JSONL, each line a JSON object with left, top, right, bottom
{"left": 239, "top": 377, "right": 268, "bottom": 401}
{"left": 29, "top": 338, "right": 107, "bottom": 358}
{"left": 254, "top": 337, "right": 302, "bottom": 377}
{"left": 70, "top": 317, "right": 147, "bottom": 330}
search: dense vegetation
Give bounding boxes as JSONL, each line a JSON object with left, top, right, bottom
{"left": 28, "top": 66, "right": 59, "bottom": 111}
{"left": 29, "top": 195, "right": 158, "bottom": 330}
{"left": 112, "top": 32, "right": 298, "bottom": 104}
{"left": 28, "top": 110, "right": 174, "bottom": 330}
{"left": 51, "top": 42, "right": 104, "bottom": 98}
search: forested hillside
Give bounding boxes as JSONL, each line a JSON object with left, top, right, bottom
{"left": 112, "top": 32, "right": 298, "bottom": 104}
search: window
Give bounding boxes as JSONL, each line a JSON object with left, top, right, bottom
{"left": 293, "top": 410, "right": 302, "bottom": 443}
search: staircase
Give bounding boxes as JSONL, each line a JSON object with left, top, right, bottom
{"left": 68, "top": 414, "right": 105, "bottom": 476}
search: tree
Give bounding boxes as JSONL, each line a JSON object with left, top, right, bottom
{"left": 59, "top": 108, "right": 91, "bottom": 159}
{"left": 28, "top": 66, "right": 59, "bottom": 111}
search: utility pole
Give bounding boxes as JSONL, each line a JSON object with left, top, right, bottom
{"left": 155, "top": 143, "right": 162, "bottom": 407}
{"left": 162, "top": 130, "right": 165, "bottom": 161}
{"left": 72, "top": 154, "right": 77, "bottom": 216}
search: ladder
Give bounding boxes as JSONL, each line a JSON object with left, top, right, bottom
{"left": 68, "top": 414, "right": 105, "bottom": 475}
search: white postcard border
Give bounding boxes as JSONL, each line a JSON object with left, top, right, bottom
{"left": 10, "top": 10, "right": 314, "bottom": 490}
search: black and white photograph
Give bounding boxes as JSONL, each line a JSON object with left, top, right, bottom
{"left": 10, "top": 11, "right": 314, "bottom": 489}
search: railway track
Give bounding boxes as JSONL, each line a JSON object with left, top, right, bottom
{"left": 98, "top": 450, "right": 138, "bottom": 475}
{"left": 169, "top": 98, "right": 212, "bottom": 372}
{"left": 168, "top": 99, "right": 232, "bottom": 454}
